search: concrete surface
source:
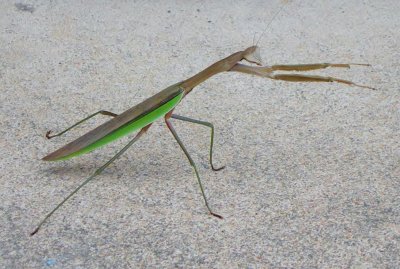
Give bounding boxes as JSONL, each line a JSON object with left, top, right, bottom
{"left": 1, "top": 0, "right": 399, "bottom": 268}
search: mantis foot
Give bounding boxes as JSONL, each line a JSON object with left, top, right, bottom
{"left": 211, "top": 165, "right": 225, "bottom": 172}
{"left": 45, "top": 130, "right": 55, "bottom": 139}
{"left": 210, "top": 212, "right": 224, "bottom": 219}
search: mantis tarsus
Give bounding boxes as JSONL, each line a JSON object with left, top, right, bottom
{"left": 31, "top": 45, "right": 374, "bottom": 235}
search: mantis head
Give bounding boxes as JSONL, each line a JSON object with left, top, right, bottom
{"left": 243, "top": 46, "right": 262, "bottom": 66}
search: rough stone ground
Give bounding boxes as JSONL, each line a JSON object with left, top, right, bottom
{"left": 1, "top": 0, "right": 399, "bottom": 268}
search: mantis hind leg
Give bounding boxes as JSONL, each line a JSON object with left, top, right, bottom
{"left": 31, "top": 125, "right": 150, "bottom": 236}
{"left": 171, "top": 114, "right": 225, "bottom": 171}
{"left": 165, "top": 116, "right": 223, "bottom": 219}
{"left": 46, "top": 110, "right": 118, "bottom": 139}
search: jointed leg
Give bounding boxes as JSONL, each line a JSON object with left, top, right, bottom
{"left": 31, "top": 125, "right": 150, "bottom": 236}
{"left": 46, "top": 110, "right": 118, "bottom": 139}
{"left": 165, "top": 116, "right": 223, "bottom": 219}
{"left": 171, "top": 114, "right": 225, "bottom": 171}
{"left": 270, "top": 74, "right": 376, "bottom": 90}
{"left": 230, "top": 63, "right": 375, "bottom": 90}
{"left": 268, "top": 63, "right": 370, "bottom": 72}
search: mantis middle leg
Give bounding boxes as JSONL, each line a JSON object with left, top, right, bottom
{"left": 165, "top": 114, "right": 223, "bottom": 219}
{"left": 171, "top": 114, "right": 225, "bottom": 171}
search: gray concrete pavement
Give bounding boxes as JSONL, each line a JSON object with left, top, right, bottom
{"left": 1, "top": 0, "right": 399, "bottom": 268}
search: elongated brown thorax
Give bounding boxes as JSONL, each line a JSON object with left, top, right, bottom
{"left": 181, "top": 48, "right": 256, "bottom": 93}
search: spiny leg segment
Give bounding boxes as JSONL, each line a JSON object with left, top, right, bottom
{"left": 230, "top": 62, "right": 376, "bottom": 90}
{"left": 267, "top": 63, "right": 370, "bottom": 72}
{"left": 46, "top": 110, "right": 118, "bottom": 139}
{"left": 31, "top": 125, "right": 150, "bottom": 236}
{"left": 269, "top": 73, "right": 376, "bottom": 90}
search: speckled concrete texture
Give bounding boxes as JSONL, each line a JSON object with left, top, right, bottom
{"left": 1, "top": 0, "right": 399, "bottom": 268}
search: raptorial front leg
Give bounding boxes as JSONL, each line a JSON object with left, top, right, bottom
{"left": 171, "top": 114, "right": 225, "bottom": 171}
{"left": 165, "top": 116, "right": 223, "bottom": 219}
{"left": 269, "top": 73, "right": 376, "bottom": 90}
{"left": 46, "top": 110, "right": 118, "bottom": 139}
{"left": 268, "top": 63, "right": 370, "bottom": 72}
{"left": 230, "top": 63, "right": 375, "bottom": 90}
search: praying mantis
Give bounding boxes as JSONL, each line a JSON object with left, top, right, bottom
{"left": 31, "top": 45, "right": 374, "bottom": 236}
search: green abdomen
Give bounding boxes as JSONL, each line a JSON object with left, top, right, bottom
{"left": 58, "top": 91, "right": 184, "bottom": 160}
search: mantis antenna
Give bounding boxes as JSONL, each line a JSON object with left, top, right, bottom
{"left": 255, "top": 1, "right": 291, "bottom": 46}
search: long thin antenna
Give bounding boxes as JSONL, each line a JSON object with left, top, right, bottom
{"left": 255, "top": 1, "right": 291, "bottom": 46}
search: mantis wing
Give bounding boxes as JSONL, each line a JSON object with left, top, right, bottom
{"left": 43, "top": 83, "right": 184, "bottom": 161}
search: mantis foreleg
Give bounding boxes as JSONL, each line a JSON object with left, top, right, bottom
{"left": 269, "top": 73, "right": 376, "bottom": 90}
{"left": 230, "top": 63, "right": 375, "bottom": 90}
{"left": 267, "top": 63, "right": 370, "bottom": 72}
